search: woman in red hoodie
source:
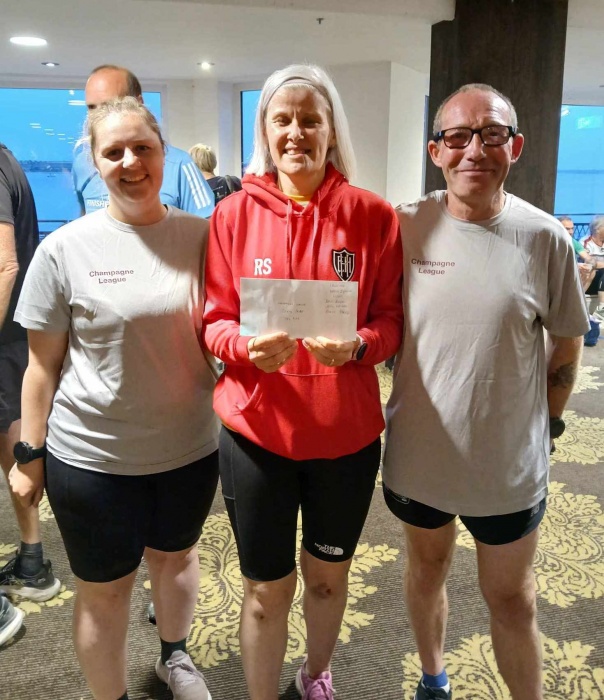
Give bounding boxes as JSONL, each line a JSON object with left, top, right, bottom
{"left": 203, "top": 64, "right": 403, "bottom": 700}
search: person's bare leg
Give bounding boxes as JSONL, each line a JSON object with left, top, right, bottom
{"left": 144, "top": 545, "right": 199, "bottom": 643}
{"left": 403, "top": 521, "right": 457, "bottom": 675}
{"left": 239, "top": 570, "right": 297, "bottom": 700}
{"left": 476, "top": 528, "right": 542, "bottom": 700}
{"left": 0, "top": 420, "right": 40, "bottom": 544}
{"left": 73, "top": 570, "right": 136, "bottom": 700}
{"left": 300, "top": 547, "right": 351, "bottom": 678}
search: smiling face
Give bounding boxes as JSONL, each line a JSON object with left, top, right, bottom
{"left": 92, "top": 112, "right": 166, "bottom": 225}
{"left": 265, "top": 85, "right": 336, "bottom": 196}
{"left": 428, "top": 89, "right": 524, "bottom": 220}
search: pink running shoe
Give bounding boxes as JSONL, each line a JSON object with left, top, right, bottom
{"left": 295, "top": 661, "right": 335, "bottom": 700}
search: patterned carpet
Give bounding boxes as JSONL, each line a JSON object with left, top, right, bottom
{"left": 1, "top": 342, "right": 603, "bottom": 699}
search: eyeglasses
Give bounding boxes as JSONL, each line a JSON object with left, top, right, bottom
{"left": 433, "top": 125, "right": 517, "bottom": 149}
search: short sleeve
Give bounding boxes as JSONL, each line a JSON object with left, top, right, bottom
{"left": 0, "top": 166, "right": 14, "bottom": 226}
{"left": 543, "top": 231, "right": 590, "bottom": 337}
{"left": 14, "top": 241, "right": 71, "bottom": 332}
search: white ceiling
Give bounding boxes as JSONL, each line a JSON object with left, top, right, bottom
{"left": 1, "top": 0, "right": 603, "bottom": 101}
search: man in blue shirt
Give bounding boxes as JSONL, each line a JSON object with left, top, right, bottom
{"left": 72, "top": 64, "right": 214, "bottom": 218}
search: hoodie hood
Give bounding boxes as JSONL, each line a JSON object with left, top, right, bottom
{"left": 240, "top": 163, "right": 348, "bottom": 279}
{"left": 241, "top": 162, "right": 348, "bottom": 219}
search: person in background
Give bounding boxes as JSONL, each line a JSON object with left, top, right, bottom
{"left": 10, "top": 98, "right": 219, "bottom": 700}
{"left": 0, "top": 142, "right": 60, "bottom": 621}
{"left": 557, "top": 215, "right": 604, "bottom": 290}
{"left": 580, "top": 215, "right": 604, "bottom": 320}
{"left": 203, "top": 63, "right": 403, "bottom": 700}
{"left": 73, "top": 64, "right": 214, "bottom": 219}
{"left": 384, "top": 84, "right": 589, "bottom": 700}
{"left": 189, "top": 143, "right": 242, "bottom": 205}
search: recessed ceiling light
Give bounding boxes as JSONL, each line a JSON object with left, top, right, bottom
{"left": 198, "top": 61, "right": 214, "bottom": 71}
{"left": 10, "top": 36, "right": 47, "bottom": 47}
{"left": 41, "top": 61, "right": 59, "bottom": 67}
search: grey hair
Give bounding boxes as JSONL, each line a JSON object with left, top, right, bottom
{"left": 189, "top": 143, "right": 217, "bottom": 173}
{"left": 432, "top": 83, "right": 518, "bottom": 135}
{"left": 589, "top": 214, "right": 604, "bottom": 237}
{"left": 246, "top": 64, "right": 356, "bottom": 181}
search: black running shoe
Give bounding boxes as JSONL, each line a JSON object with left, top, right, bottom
{"left": 0, "top": 594, "right": 24, "bottom": 646}
{"left": 414, "top": 679, "right": 452, "bottom": 700}
{"left": 0, "top": 556, "right": 61, "bottom": 602}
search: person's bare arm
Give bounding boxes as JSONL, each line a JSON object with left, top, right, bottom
{"left": 547, "top": 334, "right": 583, "bottom": 418}
{"left": 9, "top": 329, "right": 68, "bottom": 507}
{"left": 0, "top": 222, "right": 19, "bottom": 329}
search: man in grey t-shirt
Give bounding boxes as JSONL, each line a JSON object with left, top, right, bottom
{"left": 383, "top": 85, "right": 589, "bottom": 700}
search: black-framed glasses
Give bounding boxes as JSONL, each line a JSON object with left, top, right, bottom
{"left": 433, "top": 125, "right": 517, "bottom": 149}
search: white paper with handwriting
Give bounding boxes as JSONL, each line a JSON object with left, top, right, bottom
{"left": 240, "top": 278, "right": 358, "bottom": 341}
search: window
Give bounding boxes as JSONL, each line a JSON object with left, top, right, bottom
{"left": 241, "top": 89, "right": 261, "bottom": 175}
{"left": 0, "top": 87, "right": 161, "bottom": 238}
{"left": 555, "top": 105, "right": 604, "bottom": 238}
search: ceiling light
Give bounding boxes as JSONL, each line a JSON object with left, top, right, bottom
{"left": 42, "top": 61, "right": 59, "bottom": 67}
{"left": 198, "top": 61, "right": 214, "bottom": 71}
{"left": 10, "top": 36, "right": 47, "bottom": 47}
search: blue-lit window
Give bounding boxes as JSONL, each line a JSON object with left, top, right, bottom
{"left": 241, "top": 90, "right": 261, "bottom": 175}
{"left": 0, "top": 87, "right": 161, "bottom": 237}
{"left": 555, "top": 105, "right": 604, "bottom": 235}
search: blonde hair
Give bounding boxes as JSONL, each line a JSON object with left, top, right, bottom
{"left": 189, "top": 143, "right": 217, "bottom": 173}
{"left": 246, "top": 63, "right": 356, "bottom": 181}
{"left": 86, "top": 97, "right": 165, "bottom": 163}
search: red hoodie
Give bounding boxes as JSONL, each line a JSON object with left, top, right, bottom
{"left": 203, "top": 164, "right": 403, "bottom": 460}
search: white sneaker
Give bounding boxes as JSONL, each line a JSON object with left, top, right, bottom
{"left": 155, "top": 650, "right": 212, "bottom": 700}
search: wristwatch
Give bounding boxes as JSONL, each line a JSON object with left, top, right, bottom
{"left": 353, "top": 336, "right": 368, "bottom": 361}
{"left": 13, "top": 441, "right": 47, "bottom": 465}
{"left": 549, "top": 417, "right": 566, "bottom": 440}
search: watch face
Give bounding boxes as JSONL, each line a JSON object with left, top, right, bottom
{"left": 549, "top": 418, "right": 566, "bottom": 440}
{"left": 356, "top": 342, "right": 368, "bottom": 361}
{"left": 13, "top": 441, "right": 31, "bottom": 464}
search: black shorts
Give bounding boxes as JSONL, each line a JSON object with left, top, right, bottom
{"left": 45, "top": 451, "right": 219, "bottom": 583}
{"left": 383, "top": 485, "right": 546, "bottom": 546}
{"left": 0, "top": 341, "right": 28, "bottom": 433}
{"left": 586, "top": 268, "right": 604, "bottom": 295}
{"left": 220, "top": 427, "right": 381, "bottom": 581}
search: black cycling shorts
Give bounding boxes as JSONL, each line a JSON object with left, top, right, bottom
{"left": 0, "top": 341, "right": 28, "bottom": 433}
{"left": 220, "top": 427, "right": 381, "bottom": 582}
{"left": 383, "top": 485, "right": 546, "bottom": 546}
{"left": 46, "top": 451, "right": 219, "bottom": 583}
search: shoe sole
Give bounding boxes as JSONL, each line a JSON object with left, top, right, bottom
{"left": 295, "top": 668, "right": 304, "bottom": 697}
{"left": 0, "top": 606, "right": 24, "bottom": 646}
{"left": 0, "top": 577, "right": 61, "bottom": 602}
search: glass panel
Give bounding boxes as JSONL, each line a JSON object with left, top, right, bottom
{"left": 0, "top": 87, "right": 162, "bottom": 239}
{"left": 241, "top": 89, "right": 261, "bottom": 176}
{"left": 555, "top": 105, "right": 604, "bottom": 239}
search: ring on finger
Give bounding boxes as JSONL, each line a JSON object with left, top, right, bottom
{"left": 330, "top": 358, "right": 335, "bottom": 366}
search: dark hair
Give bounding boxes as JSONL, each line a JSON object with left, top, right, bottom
{"left": 89, "top": 64, "right": 142, "bottom": 98}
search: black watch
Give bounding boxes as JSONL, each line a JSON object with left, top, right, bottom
{"left": 549, "top": 417, "right": 566, "bottom": 440}
{"left": 353, "top": 338, "right": 368, "bottom": 361}
{"left": 13, "top": 441, "right": 47, "bottom": 465}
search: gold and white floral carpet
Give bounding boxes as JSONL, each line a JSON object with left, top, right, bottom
{"left": 1, "top": 344, "right": 603, "bottom": 699}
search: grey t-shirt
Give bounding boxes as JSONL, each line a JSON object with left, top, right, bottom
{"left": 383, "top": 191, "right": 590, "bottom": 516}
{"left": 15, "top": 207, "right": 219, "bottom": 475}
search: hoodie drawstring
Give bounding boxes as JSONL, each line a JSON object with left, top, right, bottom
{"left": 285, "top": 199, "right": 294, "bottom": 278}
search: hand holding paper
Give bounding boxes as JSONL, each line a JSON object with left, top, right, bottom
{"left": 247, "top": 332, "right": 298, "bottom": 373}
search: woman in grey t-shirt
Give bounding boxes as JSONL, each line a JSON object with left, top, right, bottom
{"left": 10, "top": 97, "right": 219, "bottom": 700}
